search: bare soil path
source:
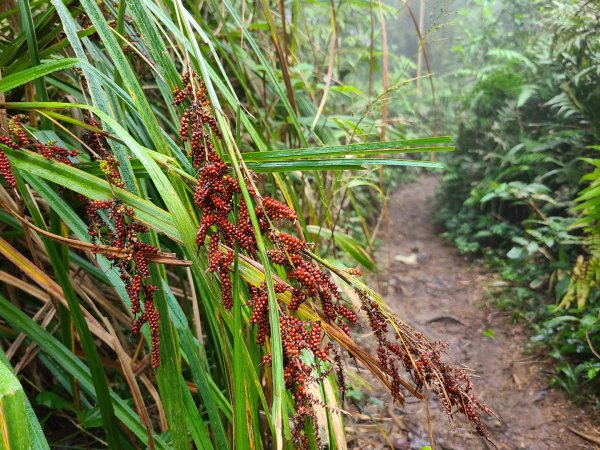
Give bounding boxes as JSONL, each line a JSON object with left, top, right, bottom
{"left": 346, "top": 175, "right": 597, "bottom": 450}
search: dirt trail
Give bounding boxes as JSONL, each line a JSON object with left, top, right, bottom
{"left": 347, "top": 176, "right": 597, "bottom": 450}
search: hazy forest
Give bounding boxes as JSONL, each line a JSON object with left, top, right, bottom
{"left": 0, "top": 0, "right": 598, "bottom": 448}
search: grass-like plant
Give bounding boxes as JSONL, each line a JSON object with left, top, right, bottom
{"left": 0, "top": 1, "right": 491, "bottom": 448}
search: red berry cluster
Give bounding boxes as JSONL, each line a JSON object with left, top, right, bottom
{"left": 174, "top": 74, "right": 252, "bottom": 310}
{"left": 194, "top": 158, "right": 240, "bottom": 307}
{"left": 173, "top": 71, "right": 365, "bottom": 447}
{"left": 0, "top": 135, "right": 19, "bottom": 151}
{"left": 0, "top": 115, "right": 85, "bottom": 188}
{"left": 267, "top": 234, "right": 357, "bottom": 334}
{"left": 83, "top": 118, "right": 124, "bottom": 188}
{"left": 176, "top": 72, "right": 219, "bottom": 150}
{"left": 82, "top": 117, "right": 160, "bottom": 368}
{"left": 248, "top": 284, "right": 270, "bottom": 344}
{"left": 131, "top": 284, "right": 160, "bottom": 367}
{"left": 261, "top": 353, "right": 272, "bottom": 366}
{"left": 78, "top": 13, "right": 92, "bottom": 30}
{"left": 0, "top": 143, "right": 16, "bottom": 188}
{"left": 280, "top": 312, "right": 324, "bottom": 447}
{"left": 172, "top": 71, "right": 201, "bottom": 105}
{"left": 309, "top": 322, "right": 328, "bottom": 361}
{"left": 344, "top": 267, "right": 362, "bottom": 277}
{"left": 357, "top": 290, "right": 493, "bottom": 439}
{"left": 262, "top": 197, "right": 297, "bottom": 221}
{"left": 86, "top": 198, "right": 162, "bottom": 368}
{"left": 270, "top": 230, "right": 305, "bottom": 252}
{"left": 0, "top": 115, "right": 30, "bottom": 188}
{"left": 8, "top": 115, "right": 29, "bottom": 145}
{"left": 81, "top": 130, "right": 161, "bottom": 368}
{"left": 37, "top": 142, "right": 79, "bottom": 165}
{"left": 0, "top": 112, "right": 164, "bottom": 369}
{"left": 332, "top": 347, "right": 346, "bottom": 403}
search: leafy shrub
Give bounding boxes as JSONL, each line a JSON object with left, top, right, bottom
{"left": 435, "top": 0, "right": 600, "bottom": 400}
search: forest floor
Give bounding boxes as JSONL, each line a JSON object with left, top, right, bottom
{"left": 345, "top": 175, "right": 598, "bottom": 450}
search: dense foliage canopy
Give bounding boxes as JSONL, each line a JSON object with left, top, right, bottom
{"left": 435, "top": 0, "right": 600, "bottom": 400}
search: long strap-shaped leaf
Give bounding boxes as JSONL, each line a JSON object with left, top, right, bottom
{"left": 0, "top": 58, "right": 79, "bottom": 93}
{"left": 0, "top": 353, "right": 29, "bottom": 450}
{"left": 243, "top": 137, "right": 453, "bottom": 161}
{"left": 0, "top": 348, "right": 49, "bottom": 450}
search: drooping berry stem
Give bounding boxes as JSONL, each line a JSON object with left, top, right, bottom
{"left": 174, "top": 69, "right": 494, "bottom": 446}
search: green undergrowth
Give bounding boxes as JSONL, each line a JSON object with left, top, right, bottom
{"left": 433, "top": 0, "right": 600, "bottom": 404}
